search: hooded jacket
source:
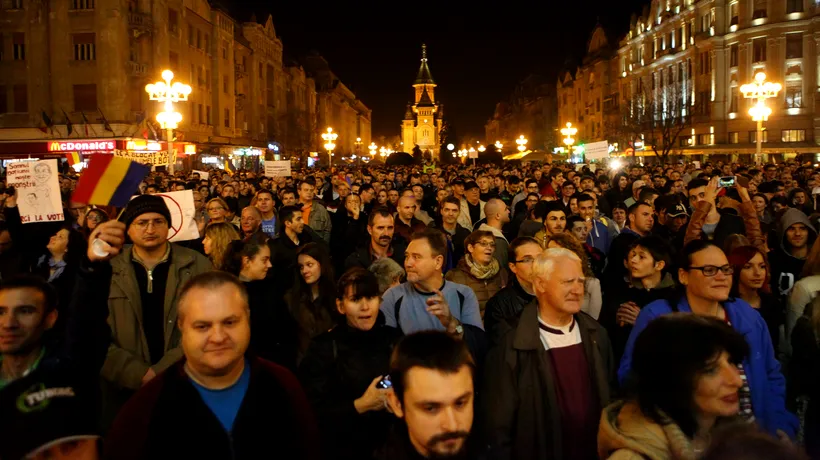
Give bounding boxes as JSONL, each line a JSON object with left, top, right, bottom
{"left": 769, "top": 208, "right": 816, "bottom": 298}
{"left": 598, "top": 400, "right": 696, "bottom": 460}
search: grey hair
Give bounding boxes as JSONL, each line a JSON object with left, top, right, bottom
{"left": 532, "top": 247, "right": 581, "bottom": 281}
{"left": 369, "top": 257, "right": 406, "bottom": 294}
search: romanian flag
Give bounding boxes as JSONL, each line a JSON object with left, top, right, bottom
{"left": 65, "top": 152, "right": 83, "bottom": 167}
{"left": 72, "top": 155, "right": 151, "bottom": 207}
{"left": 224, "top": 159, "right": 236, "bottom": 175}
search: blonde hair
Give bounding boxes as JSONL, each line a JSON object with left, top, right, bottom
{"left": 204, "top": 222, "right": 240, "bottom": 270}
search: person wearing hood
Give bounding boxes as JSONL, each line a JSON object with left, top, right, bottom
{"left": 298, "top": 268, "right": 402, "bottom": 460}
{"left": 599, "top": 314, "right": 750, "bottom": 460}
{"left": 769, "top": 207, "right": 816, "bottom": 300}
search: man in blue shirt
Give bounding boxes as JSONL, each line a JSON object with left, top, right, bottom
{"left": 381, "top": 229, "right": 483, "bottom": 336}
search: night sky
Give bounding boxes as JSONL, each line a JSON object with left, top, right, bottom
{"left": 232, "top": 1, "right": 649, "bottom": 139}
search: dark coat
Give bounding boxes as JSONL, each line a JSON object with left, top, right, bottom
{"left": 483, "top": 303, "right": 615, "bottom": 460}
{"left": 298, "top": 314, "right": 403, "bottom": 460}
{"left": 483, "top": 278, "right": 535, "bottom": 348}
{"left": 104, "top": 357, "right": 320, "bottom": 460}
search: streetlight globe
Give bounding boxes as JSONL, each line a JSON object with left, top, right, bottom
{"left": 447, "top": 143, "right": 455, "bottom": 151}
{"left": 162, "top": 69, "right": 174, "bottom": 81}
{"left": 755, "top": 72, "right": 767, "bottom": 83}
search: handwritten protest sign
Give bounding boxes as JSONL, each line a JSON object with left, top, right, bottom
{"left": 264, "top": 161, "right": 291, "bottom": 178}
{"left": 7, "top": 160, "right": 64, "bottom": 224}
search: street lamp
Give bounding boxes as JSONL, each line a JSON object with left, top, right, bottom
{"left": 561, "top": 122, "right": 578, "bottom": 158}
{"left": 494, "top": 140, "right": 503, "bottom": 152}
{"left": 740, "top": 72, "right": 781, "bottom": 164}
{"left": 368, "top": 142, "right": 377, "bottom": 158}
{"left": 516, "top": 135, "right": 528, "bottom": 153}
{"left": 321, "top": 127, "right": 338, "bottom": 166}
{"left": 379, "top": 146, "right": 387, "bottom": 158}
{"left": 145, "top": 69, "right": 192, "bottom": 174}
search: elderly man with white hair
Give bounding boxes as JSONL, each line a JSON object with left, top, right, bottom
{"left": 483, "top": 248, "right": 615, "bottom": 460}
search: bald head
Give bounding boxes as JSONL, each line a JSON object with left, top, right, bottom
{"left": 397, "top": 195, "right": 417, "bottom": 220}
{"left": 485, "top": 198, "right": 509, "bottom": 226}
{"left": 241, "top": 206, "right": 262, "bottom": 219}
{"left": 485, "top": 198, "right": 505, "bottom": 216}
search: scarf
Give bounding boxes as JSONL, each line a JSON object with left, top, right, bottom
{"left": 464, "top": 254, "right": 499, "bottom": 280}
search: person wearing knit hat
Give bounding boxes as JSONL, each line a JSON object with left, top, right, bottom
{"left": 99, "top": 193, "right": 212, "bottom": 429}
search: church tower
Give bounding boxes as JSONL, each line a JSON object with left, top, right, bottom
{"left": 402, "top": 44, "right": 442, "bottom": 159}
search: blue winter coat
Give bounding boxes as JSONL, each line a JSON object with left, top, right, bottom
{"left": 617, "top": 296, "right": 799, "bottom": 437}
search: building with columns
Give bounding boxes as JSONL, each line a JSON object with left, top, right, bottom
{"left": 402, "top": 44, "right": 442, "bottom": 158}
{"left": 0, "top": 0, "right": 367, "bottom": 164}
{"left": 558, "top": 0, "right": 818, "bottom": 160}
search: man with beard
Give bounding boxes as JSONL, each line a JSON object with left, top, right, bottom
{"left": 380, "top": 331, "right": 484, "bottom": 460}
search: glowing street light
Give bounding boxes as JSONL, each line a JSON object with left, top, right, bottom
{"left": 379, "top": 146, "right": 388, "bottom": 158}
{"left": 145, "top": 69, "right": 191, "bottom": 173}
{"left": 561, "top": 122, "right": 578, "bottom": 157}
{"left": 477, "top": 145, "right": 486, "bottom": 153}
{"left": 321, "top": 127, "right": 338, "bottom": 165}
{"left": 494, "top": 140, "right": 503, "bottom": 152}
{"left": 368, "top": 142, "right": 378, "bottom": 158}
{"left": 516, "top": 135, "right": 528, "bottom": 153}
{"left": 740, "top": 72, "right": 781, "bottom": 163}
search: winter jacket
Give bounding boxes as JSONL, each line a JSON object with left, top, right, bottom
{"left": 483, "top": 278, "right": 535, "bottom": 348}
{"left": 598, "top": 400, "right": 696, "bottom": 460}
{"left": 445, "top": 258, "right": 508, "bottom": 319}
{"left": 682, "top": 200, "right": 751, "bottom": 249}
{"left": 305, "top": 200, "right": 332, "bottom": 243}
{"left": 298, "top": 313, "right": 402, "bottom": 460}
{"left": 104, "top": 357, "right": 320, "bottom": 460}
{"left": 458, "top": 198, "right": 486, "bottom": 230}
{"left": 618, "top": 296, "right": 799, "bottom": 437}
{"left": 483, "top": 302, "right": 615, "bottom": 460}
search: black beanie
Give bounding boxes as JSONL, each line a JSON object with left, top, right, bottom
{"left": 119, "top": 194, "right": 172, "bottom": 228}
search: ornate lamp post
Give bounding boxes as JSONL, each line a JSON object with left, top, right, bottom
{"left": 561, "top": 122, "right": 578, "bottom": 158}
{"left": 321, "top": 127, "right": 338, "bottom": 166}
{"left": 740, "top": 72, "right": 781, "bottom": 164}
{"left": 145, "top": 70, "right": 191, "bottom": 174}
{"left": 516, "top": 135, "right": 528, "bottom": 153}
{"left": 368, "top": 142, "right": 378, "bottom": 160}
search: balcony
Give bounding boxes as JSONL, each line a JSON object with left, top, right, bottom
{"left": 128, "top": 12, "right": 152, "bottom": 38}
{"left": 126, "top": 61, "right": 148, "bottom": 77}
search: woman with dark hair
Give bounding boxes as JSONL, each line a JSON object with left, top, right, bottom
{"left": 727, "top": 245, "right": 782, "bottom": 352}
{"left": 605, "top": 172, "right": 631, "bottom": 212}
{"left": 299, "top": 268, "right": 402, "bottom": 460}
{"left": 600, "top": 314, "right": 749, "bottom": 458}
{"left": 618, "top": 240, "right": 798, "bottom": 439}
{"left": 224, "top": 235, "right": 297, "bottom": 370}
{"left": 80, "top": 208, "right": 109, "bottom": 240}
{"left": 285, "top": 242, "right": 340, "bottom": 362}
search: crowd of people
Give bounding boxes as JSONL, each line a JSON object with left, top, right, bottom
{"left": 0, "top": 158, "right": 818, "bottom": 459}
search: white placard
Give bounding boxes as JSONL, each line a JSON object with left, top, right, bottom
{"left": 193, "top": 170, "right": 209, "bottom": 180}
{"left": 7, "top": 159, "right": 64, "bottom": 224}
{"left": 468, "top": 150, "right": 478, "bottom": 159}
{"left": 586, "top": 141, "right": 609, "bottom": 160}
{"left": 264, "top": 161, "right": 291, "bottom": 178}
{"left": 131, "top": 190, "right": 199, "bottom": 242}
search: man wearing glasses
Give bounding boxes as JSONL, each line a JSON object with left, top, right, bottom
{"left": 484, "top": 237, "right": 542, "bottom": 347}
{"left": 100, "top": 195, "right": 212, "bottom": 429}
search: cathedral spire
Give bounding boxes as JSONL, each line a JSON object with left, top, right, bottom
{"left": 414, "top": 44, "right": 435, "bottom": 85}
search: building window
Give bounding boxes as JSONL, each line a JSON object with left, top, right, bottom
{"left": 782, "top": 129, "right": 805, "bottom": 142}
{"left": 753, "top": 38, "right": 766, "bottom": 62}
{"left": 786, "top": 83, "right": 803, "bottom": 108}
{"left": 204, "top": 34, "right": 210, "bottom": 53}
{"left": 223, "top": 75, "right": 229, "bottom": 94}
{"left": 730, "top": 87, "right": 738, "bottom": 112}
{"left": 12, "top": 84, "right": 27, "bottom": 112}
{"left": 753, "top": 0, "right": 767, "bottom": 18}
{"left": 697, "top": 133, "right": 714, "bottom": 145}
{"left": 72, "top": 33, "right": 95, "bottom": 60}
{"left": 787, "top": 0, "right": 803, "bottom": 13}
{"left": 168, "top": 9, "right": 178, "bottom": 35}
{"left": 749, "top": 130, "right": 768, "bottom": 143}
{"left": 12, "top": 33, "right": 25, "bottom": 60}
{"left": 728, "top": 132, "right": 739, "bottom": 144}
{"left": 206, "top": 106, "right": 212, "bottom": 125}
{"left": 786, "top": 35, "right": 803, "bottom": 59}
{"left": 224, "top": 109, "right": 230, "bottom": 128}
{"left": 205, "top": 70, "right": 210, "bottom": 89}
{"left": 169, "top": 51, "right": 178, "bottom": 72}
{"left": 729, "top": 2, "right": 739, "bottom": 25}
{"left": 73, "top": 84, "right": 96, "bottom": 111}
{"left": 730, "top": 43, "right": 738, "bottom": 67}
{"left": 188, "top": 25, "right": 193, "bottom": 45}
{"left": 71, "top": 0, "right": 94, "bottom": 9}
{"left": 196, "top": 29, "right": 201, "bottom": 49}
{"left": 222, "top": 40, "right": 228, "bottom": 59}
{"left": 0, "top": 86, "right": 6, "bottom": 114}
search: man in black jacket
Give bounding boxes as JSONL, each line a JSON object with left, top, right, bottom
{"left": 483, "top": 237, "right": 540, "bottom": 347}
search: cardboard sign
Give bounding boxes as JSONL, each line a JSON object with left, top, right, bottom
{"left": 264, "top": 161, "right": 291, "bottom": 178}
{"left": 7, "top": 159, "right": 64, "bottom": 224}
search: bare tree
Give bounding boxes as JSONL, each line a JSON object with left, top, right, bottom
{"left": 620, "top": 81, "right": 694, "bottom": 160}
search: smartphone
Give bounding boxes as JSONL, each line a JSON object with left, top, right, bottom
{"left": 376, "top": 375, "right": 392, "bottom": 389}
{"left": 718, "top": 176, "right": 736, "bottom": 188}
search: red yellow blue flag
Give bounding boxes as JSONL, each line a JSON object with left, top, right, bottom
{"left": 224, "top": 159, "right": 236, "bottom": 175}
{"left": 65, "top": 152, "right": 83, "bottom": 167}
{"left": 72, "top": 155, "right": 151, "bottom": 206}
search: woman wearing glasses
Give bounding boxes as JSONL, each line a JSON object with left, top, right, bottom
{"left": 618, "top": 240, "right": 798, "bottom": 441}
{"left": 445, "top": 230, "right": 508, "bottom": 320}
